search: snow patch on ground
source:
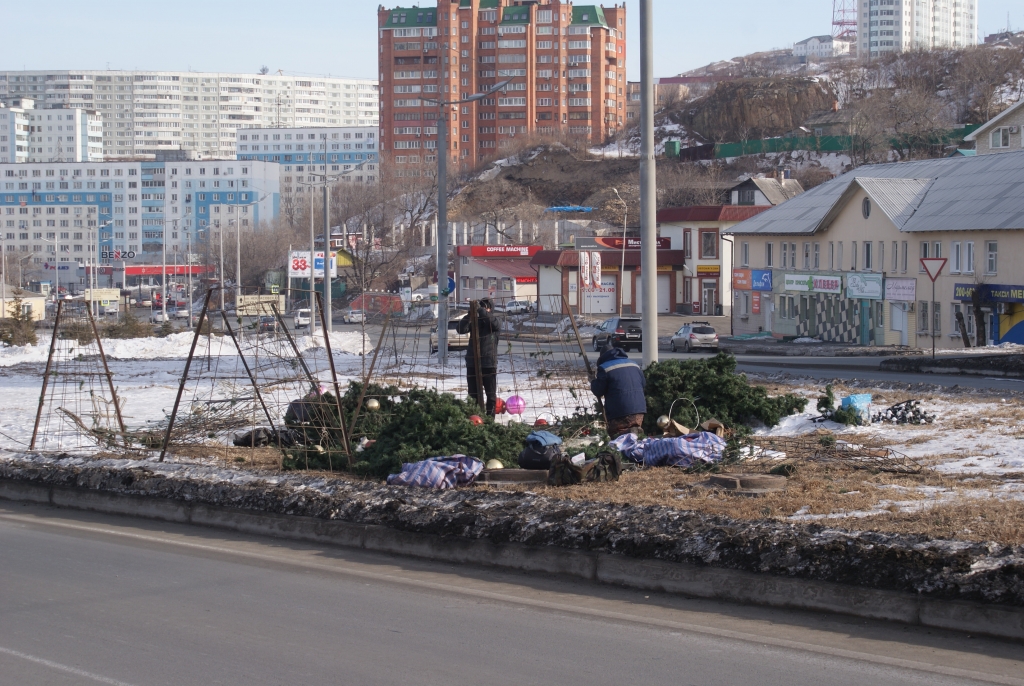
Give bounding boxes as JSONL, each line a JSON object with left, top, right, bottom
{"left": 0, "top": 330, "right": 371, "bottom": 367}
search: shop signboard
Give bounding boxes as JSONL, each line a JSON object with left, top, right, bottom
{"left": 784, "top": 274, "right": 842, "bottom": 294}
{"left": 955, "top": 283, "right": 1024, "bottom": 303}
{"left": 574, "top": 236, "right": 671, "bottom": 250}
{"left": 751, "top": 270, "right": 773, "bottom": 291}
{"left": 732, "top": 269, "right": 752, "bottom": 290}
{"left": 884, "top": 278, "right": 917, "bottom": 302}
{"left": 579, "top": 251, "right": 591, "bottom": 287}
{"left": 846, "top": 273, "right": 883, "bottom": 300}
{"left": 591, "top": 252, "right": 602, "bottom": 288}
{"left": 752, "top": 291, "right": 761, "bottom": 314}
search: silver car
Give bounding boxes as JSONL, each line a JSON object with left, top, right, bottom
{"left": 670, "top": 323, "right": 719, "bottom": 353}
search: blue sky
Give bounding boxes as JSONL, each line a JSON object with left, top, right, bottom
{"left": 3, "top": 0, "right": 1020, "bottom": 81}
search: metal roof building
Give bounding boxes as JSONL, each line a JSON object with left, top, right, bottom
{"left": 725, "top": 150, "right": 1024, "bottom": 236}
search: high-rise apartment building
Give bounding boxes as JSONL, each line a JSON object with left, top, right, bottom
{"left": 0, "top": 71, "right": 379, "bottom": 160}
{"left": 1, "top": 160, "right": 280, "bottom": 275}
{"left": 237, "top": 125, "right": 379, "bottom": 219}
{"left": 0, "top": 98, "right": 104, "bottom": 164}
{"left": 378, "top": 1, "right": 627, "bottom": 172}
{"left": 860, "top": 0, "right": 977, "bottom": 59}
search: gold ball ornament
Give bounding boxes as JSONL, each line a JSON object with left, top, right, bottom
{"left": 485, "top": 459, "right": 504, "bottom": 470}
{"left": 366, "top": 398, "right": 381, "bottom": 411}
{"left": 656, "top": 415, "right": 671, "bottom": 430}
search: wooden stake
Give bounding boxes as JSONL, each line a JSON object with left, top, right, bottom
{"left": 30, "top": 300, "right": 64, "bottom": 450}
{"left": 159, "top": 290, "right": 213, "bottom": 461}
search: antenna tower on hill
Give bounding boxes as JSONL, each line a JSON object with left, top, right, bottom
{"left": 832, "top": 0, "right": 858, "bottom": 39}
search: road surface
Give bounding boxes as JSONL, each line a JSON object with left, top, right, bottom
{"left": 0, "top": 502, "right": 1020, "bottom": 686}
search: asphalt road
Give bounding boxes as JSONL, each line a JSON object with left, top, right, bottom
{"left": 0, "top": 502, "right": 1021, "bottom": 686}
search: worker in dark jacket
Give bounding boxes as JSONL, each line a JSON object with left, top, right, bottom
{"left": 590, "top": 344, "right": 647, "bottom": 437}
{"left": 457, "top": 299, "right": 501, "bottom": 415}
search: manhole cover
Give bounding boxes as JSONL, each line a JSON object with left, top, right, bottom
{"left": 707, "top": 472, "right": 787, "bottom": 496}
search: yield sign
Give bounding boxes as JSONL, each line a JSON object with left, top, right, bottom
{"left": 920, "top": 258, "right": 947, "bottom": 283}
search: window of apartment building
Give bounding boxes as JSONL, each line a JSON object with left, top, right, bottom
{"left": 781, "top": 242, "right": 788, "bottom": 269}
{"left": 837, "top": 242, "right": 844, "bottom": 271}
{"left": 700, "top": 230, "right": 718, "bottom": 259}
{"left": 813, "top": 242, "right": 820, "bottom": 270}
{"left": 863, "top": 241, "right": 873, "bottom": 271}
{"left": 986, "top": 241, "right": 998, "bottom": 274}
{"left": 918, "top": 301, "right": 929, "bottom": 333}
{"left": 765, "top": 242, "right": 774, "bottom": 268}
{"left": 991, "top": 128, "right": 1011, "bottom": 149}
{"left": 787, "top": 242, "right": 796, "bottom": 268}
{"left": 740, "top": 241, "right": 749, "bottom": 267}
{"left": 965, "top": 241, "right": 975, "bottom": 274}
{"left": 737, "top": 189, "right": 756, "bottom": 205}
{"left": 802, "top": 242, "right": 810, "bottom": 269}
{"left": 892, "top": 241, "right": 898, "bottom": 272}
{"left": 951, "top": 241, "right": 962, "bottom": 273}
{"left": 683, "top": 230, "right": 691, "bottom": 259}
{"left": 851, "top": 241, "right": 857, "bottom": 270}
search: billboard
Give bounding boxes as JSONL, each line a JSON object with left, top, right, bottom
{"left": 846, "top": 273, "right": 883, "bottom": 300}
{"left": 884, "top": 278, "right": 916, "bottom": 302}
{"left": 574, "top": 236, "right": 672, "bottom": 250}
{"left": 288, "top": 250, "right": 337, "bottom": 279}
{"left": 784, "top": 274, "right": 842, "bottom": 294}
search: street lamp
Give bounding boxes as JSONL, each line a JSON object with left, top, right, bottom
{"left": 90, "top": 220, "right": 113, "bottom": 316}
{"left": 423, "top": 78, "right": 512, "bottom": 365}
{"left": 228, "top": 193, "right": 268, "bottom": 319}
{"left": 612, "top": 188, "right": 629, "bottom": 317}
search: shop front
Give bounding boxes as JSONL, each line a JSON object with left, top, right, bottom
{"left": 954, "top": 283, "right": 1024, "bottom": 345}
{"left": 731, "top": 269, "right": 773, "bottom": 335}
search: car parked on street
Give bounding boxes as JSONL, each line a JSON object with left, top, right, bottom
{"left": 591, "top": 316, "right": 643, "bottom": 352}
{"left": 345, "top": 309, "right": 364, "bottom": 324}
{"left": 150, "top": 309, "right": 170, "bottom": 323}
{"left": 670, "top": 322, "right": 719, "bottom": 353}
{"left": 502, "top": 300, "right": 531, "bottom": 315}
{"left": 430, "top": 314, "right": 470, "bottom": 353}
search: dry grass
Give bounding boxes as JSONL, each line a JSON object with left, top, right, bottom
{"left": 486, "top": 461, "right": 1024, "bottom": 546}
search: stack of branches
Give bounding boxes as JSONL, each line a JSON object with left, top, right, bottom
{"left": 744, "top": 432, "right": 923, "bottom": 474}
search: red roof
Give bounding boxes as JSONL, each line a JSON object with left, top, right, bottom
{"left": 531, "top": 250, "right": 687, "bottom": 268}
{"left": 474, "top": 259, "right": 538, "bottom": 279}
{"left": 657, "top": 205, "right": 771, "bottom": 223}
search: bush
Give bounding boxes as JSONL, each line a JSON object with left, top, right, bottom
{"left": 816, "top": 384, "right": 861, "bottom": 425}
{"left": 642, "top": 353, "right": 807, "bottom": 434}
{"left": 104, "top": 310, "right": 152, "bottom": 339}
{"left": 0, "top": 292, "right": 38, "bottom": 347}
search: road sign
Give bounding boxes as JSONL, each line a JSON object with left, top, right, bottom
{"left": 920, "top": 258, "right": 947, "bottom": 282}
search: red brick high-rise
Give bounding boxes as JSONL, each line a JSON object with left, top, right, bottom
{"left": 378, "top": 1, "right": 627, "bottom": 174}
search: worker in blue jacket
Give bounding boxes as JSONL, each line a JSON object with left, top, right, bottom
{"left": 590, "top": 343, "right": 647, "bottom": 437}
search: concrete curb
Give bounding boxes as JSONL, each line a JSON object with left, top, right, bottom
{"left": 2, "top": 478, "right": 1022, "bottom": 642}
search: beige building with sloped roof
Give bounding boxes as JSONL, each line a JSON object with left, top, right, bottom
{"left": 965, "top": 99, "right": 1024, "bottom": 155}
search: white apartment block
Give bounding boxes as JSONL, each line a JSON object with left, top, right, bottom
{"left": 861, "top": 0, "right": 977, "bottom": 59}
{"left": 2, "top": 98, "right": 104, "bottom": 163}
{"left": 0, "top": 101, "right": 30, "bottom": 163}
{"left": 236, "top": 126, "right": 380, "bottom": 198}
{"left": 793, "top": 35, "right": 853, "bottom": 59}
{"left": 0, "top": 71, "right": 380, "bottom": 161}
{"left": 1, "top": 160, "right": 280, "bottom": 281}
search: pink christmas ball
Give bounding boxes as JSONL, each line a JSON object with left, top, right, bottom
{"left": 506, "top": 395, "right": 526, "bottom": 415}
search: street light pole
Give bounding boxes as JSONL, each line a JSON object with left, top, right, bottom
{"left": 424, "top": 79, "right": 511, "bottom": 366}
{"left": 639, "top": 0, "right": 658, "bottom": 367}
{"left": 613, "top": 189, "right": 628, "bottom": 317}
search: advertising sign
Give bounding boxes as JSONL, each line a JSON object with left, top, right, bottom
{"left": 846, "top": 273, "right": 883, "bottom": 300}
{"left": 463, "top": 245, "right": 542, "bottom": 257}
{"left": 100, "top": 250, "right": 137, "bottom": 260}
{"left": 784, "top": 274, "right": 842, "bottom": 294}
{"left": 591, "top": 251, "right": 602, "bottom": 288}
{"left": 288, "top": 250, "right": 337, "bottom": 279}
{"left": 696, "top": 265, "right": 721, "bottom": 276}
{"left": 752, "top": 291, "right": 761, "bottom": 314}
{"left": 885, "top": 278, "right": 917, "bottom": 302}
{"left": 732, "top": 269, "right": 752, "bottom": 290}
{"left": 955, "top": 283, "right": 1024, "bottom": 303}
{"left": 579, "top": 251, "right": 591, "bottom": 287}
{"left": 574, "top": 236, "right": 672, "bottom": 251}
{"left": 751, "top": 270, "right": 773, "bottom": 292}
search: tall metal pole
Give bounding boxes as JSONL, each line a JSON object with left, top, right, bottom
{"left": 436, "top": 105, "right": 449, "bottom": 365}
{"left": 219, "top": 219, "right": 225, "bottom": 315}
{"left": 323, "top": 183, "right": 332, "bottom": 334}
{"left": 639, "top": 0, "right": 658, "bottom": 367}
{"left": 309, "top": 185, "right": 316, "bottom": 335}
{"left": 161, "top": 220, "right": 167, "bottom": 322}
{"left": 235, "top": 216, "right": 242, "bottom": 317}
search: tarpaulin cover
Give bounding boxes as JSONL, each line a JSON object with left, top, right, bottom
{"left": 386, "top": 455, "right": 484, "bottom": 489}
{"left": 611, "top": 432, "right": 727, "bottom": 468}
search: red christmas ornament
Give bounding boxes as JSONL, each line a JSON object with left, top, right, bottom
{"left": 534, "top": 418, "right": 548, "bottom": 427}
{"left": 470, "top": 415, "right": 484, "bottom": 426}
{"left": 494, "top": 398, "right": 506, "bottom": 415}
